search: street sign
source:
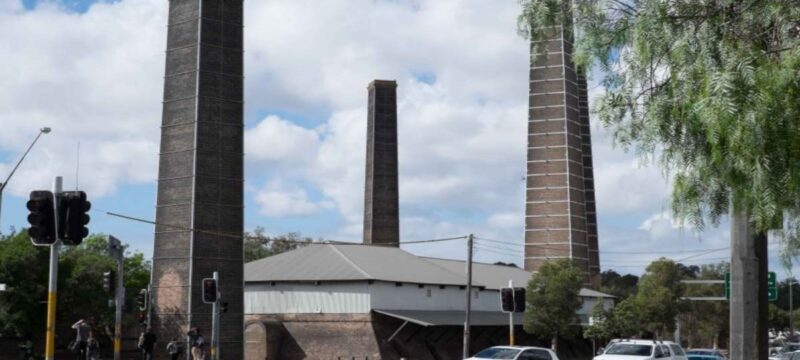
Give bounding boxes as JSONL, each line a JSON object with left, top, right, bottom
{"left": 725, "top": 271, "right": 777, "bottom": 301}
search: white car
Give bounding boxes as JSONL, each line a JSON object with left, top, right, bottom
{"left": 594, "top": 339, "right": 687, "bottom": 360}
{"left": 467, "top": 346, "right": 560, "bottom": 360}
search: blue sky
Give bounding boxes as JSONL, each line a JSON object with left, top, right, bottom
{"left": 0, "top": 0, "right": 794, "bottom": 277}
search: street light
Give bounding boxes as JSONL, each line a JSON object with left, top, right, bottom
{"left": 0, "top": 127, "right": 51, "bottom": 234}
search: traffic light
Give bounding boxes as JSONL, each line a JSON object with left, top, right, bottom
{"left": 61, "top": 191, "right": 91, "bottom": 245}
{"left": 203, "top": 278, "right": 218, "bottom": 303}
{"left": 136, "top": 289, "right": 148, "bottom": 311}
{"left": 501, "top": 288, "right": 514, "bottom": 312}
{"left": 513, "top": 287, "right": 526, "bottom": 312}
{"left": 26, "top": 191, "right": 56, "bottom": 246}
{"left": 103, "top": 271, "right": 114, "bottom": 295}
{"left": 221, "top": 301, "right": 229, "bottom": 313}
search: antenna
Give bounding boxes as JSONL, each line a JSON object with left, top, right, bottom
{"left": 75, "top": 142, "right": 80, "bottom": 190}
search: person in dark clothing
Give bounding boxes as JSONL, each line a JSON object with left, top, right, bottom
{"left": 71, "top": 319, "right": 91, "bottom": 360}
{"left": 138, "top": 327, "right": 157, "bottom": 360}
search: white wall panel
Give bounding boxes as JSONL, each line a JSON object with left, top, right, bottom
{"left": 245, "top": 282, "right": 370, "bottom": 314}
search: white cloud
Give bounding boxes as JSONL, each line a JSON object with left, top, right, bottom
{"left": 254, "top": 180, "right": 331, "bottom": 217}
{"left": 245, "top": 115, "right": 320, "bottom": 167}
{"left": 0, "top": 0, "right": 165, "bottom": 197}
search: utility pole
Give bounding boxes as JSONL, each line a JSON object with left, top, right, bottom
{"left": 730, "top": 211, "right": 769, "bottom": 360}
{"left": 107, "top": 236, "right": 125, "bottom": 360}
{"left": 44, "top": 176, "right": 61, "bottom": 360}
{"left": 509, "top": 279, "right": 514, "bottom": 346}
{"left": 463, "top": 234, "right": 474, "bottom": 359}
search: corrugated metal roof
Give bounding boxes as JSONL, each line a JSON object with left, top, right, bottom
{"left": 244, "top": 243, "right": 614, "bottom": 297}
{"left": 244, "top": 244, "right": 466, "bottom": 285}
{"left": 422, "top": 257, "right": 532, "bottom": 290}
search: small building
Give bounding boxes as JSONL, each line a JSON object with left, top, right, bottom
{"left": 243, "top": 243, "right": 613, "bottom": 360}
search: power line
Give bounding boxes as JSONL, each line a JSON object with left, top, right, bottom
{"left": 103, "top": 210, "right": 467, "bottom": 246}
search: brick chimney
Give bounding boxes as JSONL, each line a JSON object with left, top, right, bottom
{"left": 363, "top": 80, "right": 400, "bottom": 246}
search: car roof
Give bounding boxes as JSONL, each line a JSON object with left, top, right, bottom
{"left": 490, "top": 346, "right": 553, "bottom": 351}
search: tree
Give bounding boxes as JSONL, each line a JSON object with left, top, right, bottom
{"left": 243, "top": 227, "right": 314, "bottom": 262}
{"left": 682, "top": 263, "right": 730, "bottom": 349}
{"left": 523, "top": 259, "right": 584, "bottom": 352}
{"left": 519, "top": 1, "right": 800, "bottom": 358}
{"left": 599, "top": 270, "right": 639, "bottom": 300}
{"left": 631, "top": 259, "right": 685, "bottom": 337}
{"left": 0, "top": 230, "right": 150, "bottom": 356}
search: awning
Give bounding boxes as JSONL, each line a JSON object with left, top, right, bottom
{"left": 374, "top": 309, "right": 524, "bottom": 327}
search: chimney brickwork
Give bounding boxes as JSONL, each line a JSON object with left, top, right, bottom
{"left": 363, "top": 80, "right": 400, "bottom": 246}
{"left": 151, "top": 0, "right": 244, "bottom": 358}
{"left": 525, "top": 17, "right": 599, "bottom": 280}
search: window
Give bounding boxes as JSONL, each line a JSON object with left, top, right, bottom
{"left": 519, "top": 349, "right": 552, "bottom": 360}
{"left": 474, "top": 291, "right": 479, "bottom": 299}
{"left": 606, "top": 344, "right": 654, "bottom": 356}
{"left": 669, "top": 344, "right": 684, "bottom": 356}
{"left": 471, "top": 348, "right": 520, "bottom": 359}
{"left": 653, "top": 346, "right": 664, "bottom": 358}
{"left": 426, "top": 289, "right": 432, "bottom": 297}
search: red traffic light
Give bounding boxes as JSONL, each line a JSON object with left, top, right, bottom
{"left": 202, "top": 278, "right": 218, "bottom": 303}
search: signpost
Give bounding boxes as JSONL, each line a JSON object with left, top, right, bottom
{"left": 725, "top": 272, "right": 777, "bottom": 301}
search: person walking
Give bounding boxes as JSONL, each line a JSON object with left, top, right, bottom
{"left": 166, "top": 337, "right": 182, "bottom": 360}
{"left": 71, "top": 319, "right": 91, "bottom": 360}
{"left": 189, "top": 328, "right": 205, "bottom": 360}
{"left": 138, "top": 327, "right": 157, "bottom": 360}
{"left": 86, "top": 331, "right": 100, "bottom": 360}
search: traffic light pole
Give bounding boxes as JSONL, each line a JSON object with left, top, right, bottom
{"left": 107, "top": 236, "right": 124, "bottom": 360}
{"left": 509, "top": 279, "right": 514, "bottom": 346}
{"left": 211, "top": 271, "right": 220, "bottom": 360}
{"left": 44, "top": 176, "right": 62, "bottom": 360}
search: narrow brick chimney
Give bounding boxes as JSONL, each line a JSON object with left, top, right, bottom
{"left": 525, "top": 17, "right": 600, "bottom": 281}
{"left": 363, "top": 80, "right": 400, "bottom": 246}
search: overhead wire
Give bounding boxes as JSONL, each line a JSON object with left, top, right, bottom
{"left": 102, "top": 210, "right": 467, "bottom": 246}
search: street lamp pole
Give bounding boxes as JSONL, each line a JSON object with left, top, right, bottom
{"left": 0, "top": 127, "right": 51, "bottom": 234}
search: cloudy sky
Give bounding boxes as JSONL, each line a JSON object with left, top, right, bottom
{"left": 0, "top": 0, "right": 791, "bottom": 276}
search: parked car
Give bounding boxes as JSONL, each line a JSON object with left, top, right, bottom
{"left": 467, "top": 346, "right": 560, "bottom": 360}
{"left": 594, "top": 339, "right": 687, "bottom": 360}
{"left": 686, "top": 349, "right": 726, "bottom": 360}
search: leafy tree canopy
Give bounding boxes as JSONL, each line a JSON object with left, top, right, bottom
{"left": 524, "top": 259, "right": 584, "bottom": 349}
{"left": 519, "top": 0, "right": 800, "bottom": 261}
{"left": 244, "top": 227, "right": 314, "bottom": 263}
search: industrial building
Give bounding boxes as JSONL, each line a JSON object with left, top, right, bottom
{"left": 242, "top": 243, "right": 613, "bottom": 359}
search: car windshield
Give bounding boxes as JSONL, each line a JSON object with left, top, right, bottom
{"left": 606, "top": 344, "right": 653, "bottom": 356}
{"left": 473, "top": 348, "right": 521, "bottom": 359}
{"left": 786, "top": 345, "right": 800, "bottom": 352}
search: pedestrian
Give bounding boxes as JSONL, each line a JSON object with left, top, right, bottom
{"left": 189, "top": 328, "right": 205, "bottom": 360}
{"left": 71, "top": 318, "right": 91, "bottom": 360}
{"left": 137, "top": 327, "right": 157, "bottom": 360}
{"left": 87, "top": 331, "right": 100, "bottom": 360}
{"left": 166, "top": 337, "right": 182, "bottom": 360}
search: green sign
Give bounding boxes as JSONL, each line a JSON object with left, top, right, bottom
{"left": 725, "top": 272, "right": 777, "bottom": 301}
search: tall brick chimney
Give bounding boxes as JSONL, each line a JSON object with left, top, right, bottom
{"left": 525, "top": 15, "right": 600, "bottom": 281}
{"left": 363, "top": 80, "right": 400, "bottom": 246}
{"left": 150, "top": 1, "right": 244, "bottom": 358}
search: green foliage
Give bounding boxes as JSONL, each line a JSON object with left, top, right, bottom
{"left": 599, "top": 270, "right": 639, "bottom": 300}
{"left": 523, "top": 259, "right": 584, "bottom": 344}
{"left": 681, "top": 263, "right": 729, "bottom": 348}
{"left": 244, "top": 227, "right": 314, "bottom": 262}
{"left": 769, "top": 303, "right": 790, "bottom": 329}
{"left": 0, "top": 231, "right": 150, "bottom": 349}
{"left": 0, "top": 230, "right": 49, "bottom": 338}
{"left": 632, "top": 259, "right": 686, "bottom": 336}
{"left": 519, "top": 0, "right": 800, "bottom": 260}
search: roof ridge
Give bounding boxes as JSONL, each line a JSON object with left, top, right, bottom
{"left": 329, "top": 244, "right": 373, "bottom": 279}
